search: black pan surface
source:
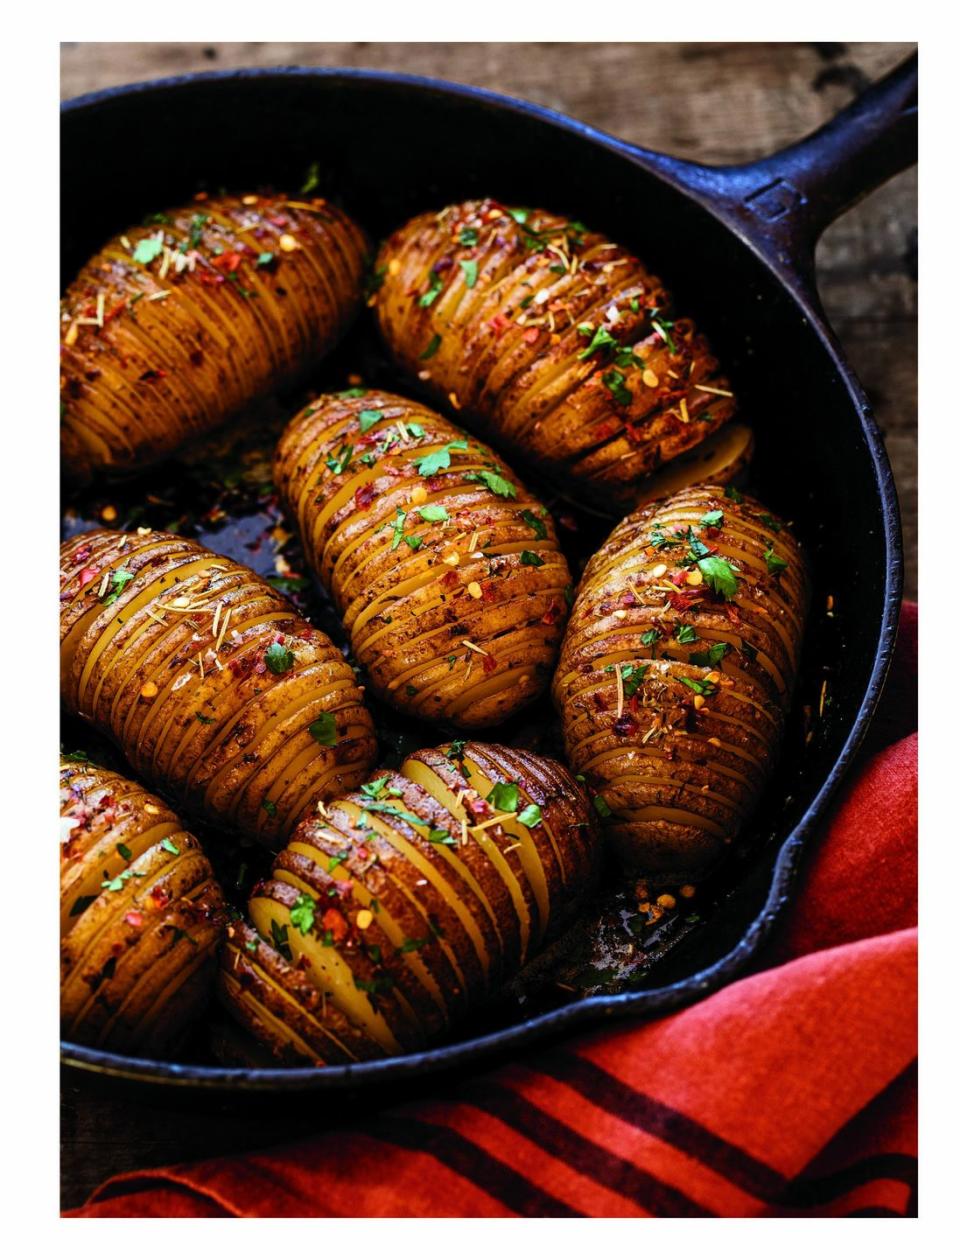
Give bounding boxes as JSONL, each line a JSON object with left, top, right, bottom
{"left": 60, "top": 57, "right": 915, "bottom": 1096}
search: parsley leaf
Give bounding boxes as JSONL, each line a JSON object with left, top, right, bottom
{"left": 460, "top": 259, "right": 478, "bottom": 288}
{"left": 358, "top": 408, "right": 384, "bottom": 433}
{"left": 700, "top": 509, "right": 724, "bottom": 528}
{"left": 621, "top": 663, "right": 648, "bottom": 697}
{"left": 326, "top": 444, "right": 354, "bottom": 474}
{"left": 680, "top": 676, "right": 717, "bottom": 696}
{"left": 759, "top": 513, "right": 782, "bottom": 533}
{"left": 262, "top": 800, "right": 278, "bottom": 817}
{"left": 417, "top": 504, "right": 449, "bottom": 523}
{"left": 487, "top": 782, "right": 520, "bottom": 813}
{"left": 308, "top": 713, "right": 337, "bottom": 746}
{"left": 467, "top": 468, "right": 517, "bottom": 499}
{"left": 520, "top": 550, "right": 544, "bottom": 566}
{"left": 689, "top": 642, "right": 730, "bottom": 668}
{"left": 255, "top": 251, "right": 275, "bottom": 269}
{"left": 100, "top": 568, "right": 135, "bottom": 606}
{"left": 517, "top": 803, "right": 542, "bottom": 828}
{"left": 160, "top": 837, "right": 180, "bottom": 855}
{"left": 458, "top": 227, "right": 479, "bottom": 246}
{"left": 602, "top": 368, "right": 632, "bottom": 407}
{"left": 270, "top": 919, "right": 291, "bottom": 960}
{"left": 264, "top": 642, "right": 295, "bottom": 675}
{"left": 675, "top": 624, "right": 698, "bottom": 645}
{"left": 577, "top": 324, "right": 619, "bottom": 360}
{"left": 593, "top": 794, "right": 612, "bottom": 819}
{"left": 724, "top": 484, "right": 744, "bottom": 504}
{"left": 764, "top": 546, "right": 789, "bottom": 576}
{"left": 641, "top": 629, "right": 662, "bottom": 647}
{"left": 419, "top": 333, "right": 441, "bottom": 360}
{"left": 416, "top": 441, "right": 469, "bottom": 477}
{"left": 697, "top": 554, "right": 740, "bottom": 599}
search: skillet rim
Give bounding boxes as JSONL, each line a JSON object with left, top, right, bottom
{"left": 59, "top": 65, "right": 904, "bottom": 1090}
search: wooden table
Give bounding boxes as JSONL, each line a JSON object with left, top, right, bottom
{"left": 59, "top": 40, "right": 918, "bottom": 1212}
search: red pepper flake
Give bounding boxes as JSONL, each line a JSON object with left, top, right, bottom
{"left": 440, "top": 570, "right": 459, "bottom": 590}
{"left": 522, "top": 328, "right": 541, "bottom": 344}
{"left": 138, "top": 369, "right": 167, "bottom": 383}
{"left": 197, "top": 270, "right": 226, "bottom": 287}
{"left": 489, "top": 312, "right": 511, "bottom": 337}
{"left": 211, "top": 250, "right": 245, "bottom": 273}
{"left": 481, "top": 652, "right": 498, "bottom": 674}
{"left": 269, "top": 215, "right": 289, "bottom": 228}
{"left": 322, "top": 907, "right": 348, "bottom": 943}
{"left": 354, "top": 483, "right": 376, "bottom": 509}
{"left": 124, "top": 910, "right": 144, "bottom": 928}
{"left": 78, "top": 565, "right": 99, "bottom": 586}
{"left": 667, "top": 590, "right": 699, "bottom": 612}
{"left": 541, "top": 600, "right": 562, "bottom": 625}
{"left": 149, "top": 887, "right": 171, "bottom": 911}
{"left": 614, "top": 714, "right": 638, "bottom": 738}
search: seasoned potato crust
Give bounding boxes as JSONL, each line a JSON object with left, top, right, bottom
{"left": 219, "top": 741, "right": 598, "bottom": 1065}
{"left": 60, "top": 759, "right": 225, "bottom": 1053}
{"left": 374, "top": 198, "right": 737, "bottom": 512}
{"left": 553, "top": 484, "right": 809, "bottom": 879}
{"left": 274, "top": 388, "right": 573, "bottom": 727}
{"left": 61, "top": 192, "right": 368, "bottom": 481}
{"left": 60, "top": 529, "right": 377, "bottom": 846}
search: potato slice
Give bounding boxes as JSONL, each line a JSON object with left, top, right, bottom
{"left": 219, "top": 742, "right": 599, "bottom": 1065}
{"left": 373, "top": 199, "right": 738, "bottom": 513}
{"left": 60, "top": 759, "right": 225, "bottom": 1054}
{"left": 274, "top": 389, "right": 572, "bottom": 727}
{"left": 61, "top": 192, "right": 368, "bottom": 481}
{"left": 60, "top": 530, "right": 377, "bottom": 845}
{"left": 553, "top": 484, "right": 809, "bottom": 878}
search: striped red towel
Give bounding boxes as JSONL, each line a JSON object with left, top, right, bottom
{"left": 69, "top": 604, "right": 918, "bottom": 1218}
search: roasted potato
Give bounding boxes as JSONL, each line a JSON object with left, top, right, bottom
{"left": 60, "top": 529, "right": 377, "bottom": 846}
{"left": 274, "top": 388, "right": 572, "bottom": 727}
{"left": 373, "top": 198, "right": 738, "bottom": 513}
{"left": 60, "top": 758, "right": 225, "bottom": 1053}
{"left": 61, "top": 192, "right": 367, "bottom": 482}
{"left": 552, "top": 484, "right": 809, "bottom": 879}
{"left": 218, "top": 740, "right": 598, "bottom": 1064}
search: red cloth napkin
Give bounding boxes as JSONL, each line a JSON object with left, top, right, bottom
{"left": 71, "top": 603, "right": 918, "bottom": 1218}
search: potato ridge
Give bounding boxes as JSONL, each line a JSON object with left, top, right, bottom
{"left": 552, "top": 484, "right": 809, "bottom": 879}
{"left": 60, "top": 529, "right": 377, "bottom": 846}
{"left": 374, "top": 198, "right": 737, "bottom": 512}
{"left": 274, "top": 388, "right": 573, "bottom": 727}
{"left": 61, "top": 192, "right": 368, "bottom": 481}
{"left": 218, "top": 741, "right": 599, "bottom": 1065}
{"left": 60, "top": 758, "right": 225, "bottom": 1053}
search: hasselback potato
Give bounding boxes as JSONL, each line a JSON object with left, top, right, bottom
{"left": 60, "top": 529, "right": 377, "bottom": 846}
{"left": 373, "top": 198, "right": 738, "bottom": 512}
{"left": 61, "top": 192, "right": 368, "bottom": 482}
{"left": 552, "top": 484, "right": 808, "bottom": 879}
{"left": 219, "top": 740, "right": 598, "bottom": 1064}
{"left": 274, "top": 388, "right": 573, "bottom": 727}
{"left": 60, "top": 758, "right": 225, "bottom": 1052}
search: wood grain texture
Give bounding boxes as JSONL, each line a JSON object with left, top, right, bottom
{"left": 59, "top": 41, "right": 917, "bottom": 1212}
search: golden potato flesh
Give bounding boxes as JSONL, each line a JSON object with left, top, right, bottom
{"left": 60, "top": 529, "right": 377, "bottom": 847}
{"left": 61, "top": 192, "right": 368, "bottom": 482}
{"left": 373, "top": 198, "right": 737, "bottom": 513}
{"left": 60, "top": 758, "right": 225, "bottom": 1053}
{"left": 274, "top": 389, "right": 573, "bottom": 727}
{"left": 220, "top": 741, "right": 599, "bottom": 1065}
{"left": 552, "top": 485, "right": 809, "bottom": 880}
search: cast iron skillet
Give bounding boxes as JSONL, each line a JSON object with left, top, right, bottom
{"left": 60, "top": 53, "right": 916, "bottom": 1096}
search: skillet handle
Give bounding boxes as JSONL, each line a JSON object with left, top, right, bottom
{"left": 632, "top": 52, "right": 917, "bottom": 296}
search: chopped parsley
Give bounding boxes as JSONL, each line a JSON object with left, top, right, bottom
{"left": 326, "top": 444, "right": 354, "bottom": 475}
{"left": 255, "top": 251, "right": 275, "bottom": 269}
{"left": 262, "top": 800, "right": 278, "bottom": 817}
{"left": 577, "top": 324, "right": 619, "bottom": 360}
{"left": 460, "top": 259, "right": 478, "bottom": 288}
{"left": 419, "top": 269, "right": 445, "bottom": 307}
{"left": 724, "top": 484, "right": 745, "bottom": 504}
{"left": 675, "top": 624, "right": 698, "bottom": 645}
{"left": 100, "top": 568, "right": 135, "bottom": 605}
{"left": 602, "top": 368, "right": 632, "bottom": 407}
{"left": 290, "top": 893, "right": 317, "bottom": 935}
{"left": 459, "top": 227, "right": 479, "bottom": 247}
{"left": 520, "top": 550, "right": 544, "bottom": 566}
{"left": 160, "top": 837, "right": 180, "bottom": 856}
{"left": 680, "top": 676, "right": 717, "bottom": 697}
{"left": 689, "top": 642, "right": 730, "bottom": 668}
{"left": 641, "top": 629, "right": 662, "bottom": 647}
{"left": 419, "top": 333, "right": 442, "bottom": 360}
{"left": 699, "top": 509, "right": 724, "bottom": 528}
{"left": 132, "top": 237, "right": 164, "bottom": 265}
{"left": 521, "top": 508, "right": 548, "bottom": 540}
{"left": 758, "top": 512, "right": 782, "bottom": 533}
{"left": 417, "top": 504, "right": 449, "bottom": 523}
{"left": 116, "top": 842, "right": 133, "bottom": 861}
{"left": 517, "top": 803, "right": 542, "bottom": 828}
{"left": 593, "top": 794, "right": 612, "bottom": 819}
{"left": 466, "top": 468, "right": 517, "bottom": 499}
{"left": 270, "top": 919, "right": 291, "bottom": 961}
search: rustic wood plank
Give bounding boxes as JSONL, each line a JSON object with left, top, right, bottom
{"left": 59, "top": 41, "right": 917, "bottom": 1213}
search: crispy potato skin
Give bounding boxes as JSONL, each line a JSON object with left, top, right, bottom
{"left": 274, "top": 389, "right": 572, "bottom": 727}
{"left": 373, "top": 199, "right": 737, "bottom": 513}
{"left": 60, "top": 759, "right": 225, "bottom": 1053}
{"left": 552, "top": 485, "right": 809, "bottom": 879}
{"left": 219, "top": 742, "right": 599, "bottom": 1066}
{"left": 59, "top": 529, "right": 377, "bottom": 846}
{"left": 61, "top": 193, "right": 368, "bottom": 482}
